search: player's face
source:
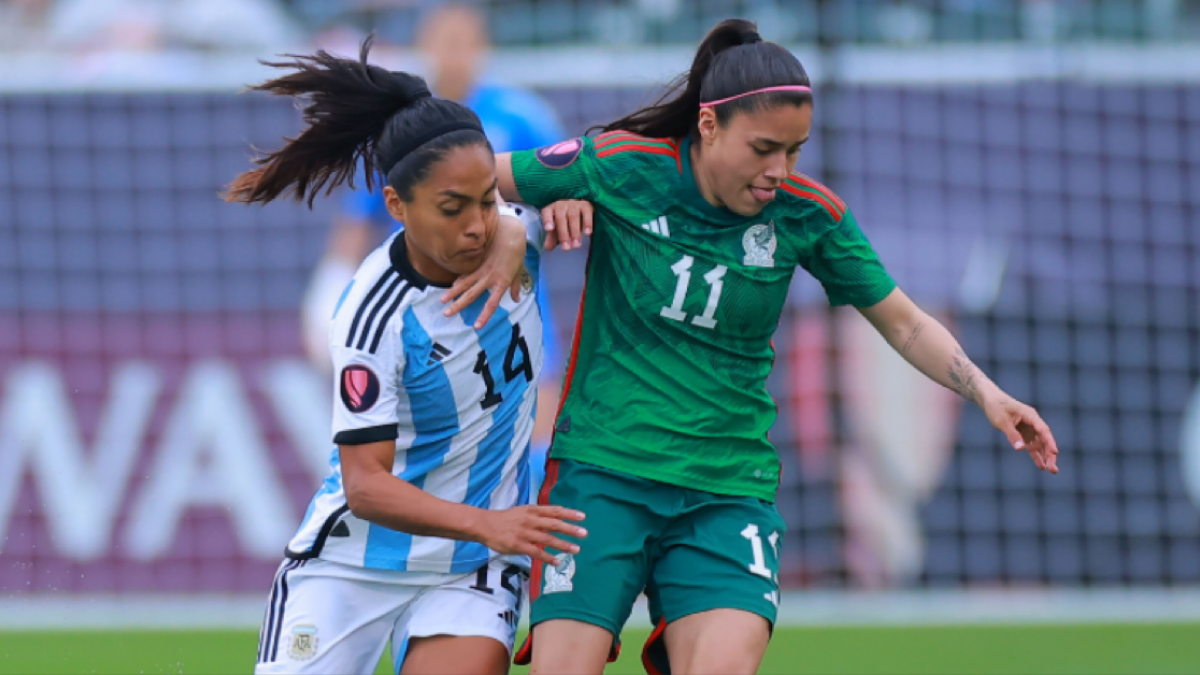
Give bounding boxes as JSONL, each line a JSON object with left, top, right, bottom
{"left": 386, "top": 144, "right": 499, "bottom": 284}
{"left": 701, "top": 102, "right": 812, "bottom": 217}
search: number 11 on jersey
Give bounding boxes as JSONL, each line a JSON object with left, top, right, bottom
{"left": 660, "top": 255, "right": 727, "bottom": 330}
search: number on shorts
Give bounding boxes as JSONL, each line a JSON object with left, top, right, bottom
{"left": 740, "top": 523, "right": 777, "bottom": 580}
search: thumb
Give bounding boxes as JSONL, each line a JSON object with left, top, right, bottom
{"left": 1001, "top": 421, "right": 1026, "bottom": 451}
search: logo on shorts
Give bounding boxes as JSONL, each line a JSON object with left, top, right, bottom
{"left": 340, "top": 364, "right": 380, "bottom": 413}
{"left": 520, "top": 266, "right": 534, "bottom": 293}
{"left": 743, "top": 221, "right": 777, "bottom": 268}
{"left": 289, "top": 625, "right": 319, "bottom": 661}
{"left": 535, "top": 138, "right": 583, "bottom": 169}
{"left": 542, "top": 553, "right": 575, "bottom": 594}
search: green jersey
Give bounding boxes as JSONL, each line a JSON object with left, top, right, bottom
{"left": 512, "top": 133, "right": 895, "bottom": 501}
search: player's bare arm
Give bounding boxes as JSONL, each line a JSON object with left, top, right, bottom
{"left": 857, "top": 287, "right": 1059, "bottom": 474}
{"left": 442, "top": 194, "right": 595, "bottom": 323}
{"left": 496, "top": 152, "right": 590, "bottom": 252}
{"left": 339, "top": 440, "right": 587, "bottom": 566}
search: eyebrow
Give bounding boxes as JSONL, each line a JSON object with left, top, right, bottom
{"left": 438, "top": 178, "right": 499, "bottom": 201}
{"left": 754, "top": 136, "right": 810, "bottom": 148}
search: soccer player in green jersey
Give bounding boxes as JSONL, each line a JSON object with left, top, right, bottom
{"left": 457, "top": 18, "right": 1061, "bottom": 675}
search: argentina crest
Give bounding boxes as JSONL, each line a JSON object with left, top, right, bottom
{"left": 743, "top": 220, "right": 777, "bottom": 267}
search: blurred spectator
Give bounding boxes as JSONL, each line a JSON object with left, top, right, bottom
{"left": 0, "top": 0, "right": 53, "bottom": 52}
{"left": 300, "top": 2, "right": 567, "bottom": 493}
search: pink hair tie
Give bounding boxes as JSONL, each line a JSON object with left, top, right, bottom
{"left": 699, "top": 85, "right": 812, "bottom": 108}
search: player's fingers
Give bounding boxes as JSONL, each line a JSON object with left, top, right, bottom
{"left": 543, "top": 205, "right": 568, "bottom": 251}
{"left": 443, "top": 277, "right": 486, "bottom": 318}
{"left": 529, "top": 505, "right": 586, "bottom": 522}
{"left": 529, "top": 532, "right": 580, "bottom": 556}
{"left": 544, "top": 227, "right": 561, "bottom": 252}
{"left": 440, "top": 273, "right": 476, "bottom": 306}
{"left": 566, "top": 209, "right": 583, "bottom": 249}
{"left": 524, "top": 544, "right": 560, "bottom": 567}
{"left": 1000, "top": 422, "right": 1025, "bottom": 451}
{"left": 510, "top": 277, "right": 521, "bottom": 302}
{"left": 535, "top": 517, "right": 588, "bottom": 539}
{"left": 582, "top": 204, "right": 594, "bottom": 236}
{"left": 472, "top": 283, "right": 505, "bottom": 330}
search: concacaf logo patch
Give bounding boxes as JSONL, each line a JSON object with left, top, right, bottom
{"left": 340, "top": 364, "right": 380, "bottom": 413}
{"left": 289, "top": 625, "right": 319, "bottom": 661}
{"left": 535, "top": 138, "right": 583, "bottom": 169}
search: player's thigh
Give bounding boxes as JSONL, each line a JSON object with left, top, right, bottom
{"left": 255, "top": 560, "right": 404, "bottom": 675}
{"left": 392, "top": 559, "right": 526, "bottom": 674}
{"left": 661, "top": 609, "right": 770, "bottom": 675}
{"left": 399, "top": 636, "right": 510, "bottom": 675}
{"left": 529, "top": 619, "right": 615, "bottom": 675}
{"left": 646, "top": 497, "right": 784, "bottom": 674}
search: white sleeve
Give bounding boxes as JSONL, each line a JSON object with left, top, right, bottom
{"left": 330, "top": 315, "right": 405, "bottom": 446}
{"left": 499, "top": 202, "right": 546, "bottom": 254}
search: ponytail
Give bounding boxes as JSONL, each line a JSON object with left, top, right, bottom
{"left": 596, "top": 19, "right": 811, "bottom": 139}
{"left": 226, "top": 36, "right": 487, "bottom": 207}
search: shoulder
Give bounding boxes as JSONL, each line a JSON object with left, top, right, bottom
{"left": 778, "top": 172, "right": 849, "bottom": 225}
{"left": 591, "top": 131, "right": 683, "bottom": 173}
{"left": 332, "top": 239, "right": 420, "bottom": 355}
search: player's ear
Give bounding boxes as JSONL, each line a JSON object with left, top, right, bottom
{"left": 383, "top": 185, "right": 407, "bottom": 223}
{"left": 697, "top": 107, "right": 719, "bottom": 146}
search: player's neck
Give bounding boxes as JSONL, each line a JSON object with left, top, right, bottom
{"left": 689, "top": 142, "right": 725, "bottom": 209}
{"left": 403, "top": 232, "right": 457, "bottom": 286}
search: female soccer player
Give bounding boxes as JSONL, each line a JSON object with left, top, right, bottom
{"left": 471, "top": 18, "right": 1060, "bottom": 675}
{"left": 225, "top": 41, "right": 589, "bottom": 675}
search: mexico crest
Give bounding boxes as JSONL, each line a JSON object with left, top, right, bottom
{"left": 543, "top": 553, "right": 575, "bottom": 594}
{"left": 743, "top": 221, "right": 777, "bottom": 268}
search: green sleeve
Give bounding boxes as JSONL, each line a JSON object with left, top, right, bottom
{"left": 510, "top": 136, "right": 597, "bottom": 208}
{"left": 804, "top": 209, "right": 897, "bottom": 308}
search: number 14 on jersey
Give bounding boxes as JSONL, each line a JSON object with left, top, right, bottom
{"left": 660, "top": 255, "right": 728, "bottom": 330}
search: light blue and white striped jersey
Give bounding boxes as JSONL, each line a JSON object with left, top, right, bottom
{"left": 286, "top": 204, "right": 545, "bottom": 574}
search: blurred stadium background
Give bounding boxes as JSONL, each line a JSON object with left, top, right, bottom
{"left": 2, "top": 0, "right": 1200, "bottom": 673}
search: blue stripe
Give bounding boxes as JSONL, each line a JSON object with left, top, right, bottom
{"left": 450, "top": 300, "right": 530, "bottom": 572}
{"left": 393, "top": 629, "right": 410, "bottom": 675}
{"left": 364, "top": 306, "right": 460, "bottom": 570}
{"left": 332, "top": 279, "right": 355, "bottom": 319}
{"left": 295, "top": 449, "right": 342, "bottom": 541}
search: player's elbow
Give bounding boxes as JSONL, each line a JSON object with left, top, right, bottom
{"left": 343, "top": 474, "right": 381, "bottom": 522}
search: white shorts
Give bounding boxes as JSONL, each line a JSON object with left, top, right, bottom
{"left": 254, "top": 557, "right": 527, "bottom": 675}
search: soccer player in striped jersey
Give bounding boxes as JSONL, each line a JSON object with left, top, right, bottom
{"left": 479, "top": 19, "right": 1061, "bottom": 675}
{"left": 225, "top": 41, "right": 588, "bottom": 675}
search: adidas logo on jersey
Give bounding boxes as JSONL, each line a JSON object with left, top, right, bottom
{"left": 427, "top": 342, "right": 452, "bottom": 365}
{"left": 640, "top": 216, "right": 671, "bottom": 238}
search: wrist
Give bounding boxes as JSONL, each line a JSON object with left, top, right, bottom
{"left": 459, "top": 507, "right": 491, "bottom": 546}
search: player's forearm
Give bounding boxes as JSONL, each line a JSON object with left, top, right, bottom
{"left": 860, "top": 290, "right": 1004, "bottom": 407}
{"left": 894, "top": 314, "right": 1004, "bottom": 407}
{"left": 345, "top": 470, "right": 489, "bottom": 543}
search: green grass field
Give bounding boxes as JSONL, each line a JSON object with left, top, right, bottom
{"left": 2, "top": 624, "right": 1198, "bottom": 675}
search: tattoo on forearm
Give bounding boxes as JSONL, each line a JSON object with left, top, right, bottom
{"left": 948, "top": 347, "right": 981, "bottom": 404}
{"left": 902, "top": 320, "right": 926, "bottom": 357}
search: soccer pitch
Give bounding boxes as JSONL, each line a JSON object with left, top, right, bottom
{"left": 2, "top": 624, "right": 1198, "bottom": 675}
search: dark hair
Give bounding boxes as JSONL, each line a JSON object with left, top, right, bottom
{"left": 596, "top": 19, "right": 811, "bottom": 139}
{"left": 225, "top": 36, "right": 490, "bottom": 206}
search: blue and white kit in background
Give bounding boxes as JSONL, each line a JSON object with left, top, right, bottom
{"left": 255, "top": 204, "right": 545, "bottom": 675}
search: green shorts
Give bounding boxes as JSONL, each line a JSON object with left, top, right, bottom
{"left": 514, "top": 458, "right": 784, "bottom": 668}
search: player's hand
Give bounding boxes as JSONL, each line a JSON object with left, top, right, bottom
{"left": 542, "top": 200, "right": 594, "bottom": 252}
{"left": 441, "top": 211, "right": 528, "bottom": 329}
{"left": 478, "top": 505, "right": 587, "bottom": 566}
{"left": 982, "top": 395, "right": 1059, "bottom": 473}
